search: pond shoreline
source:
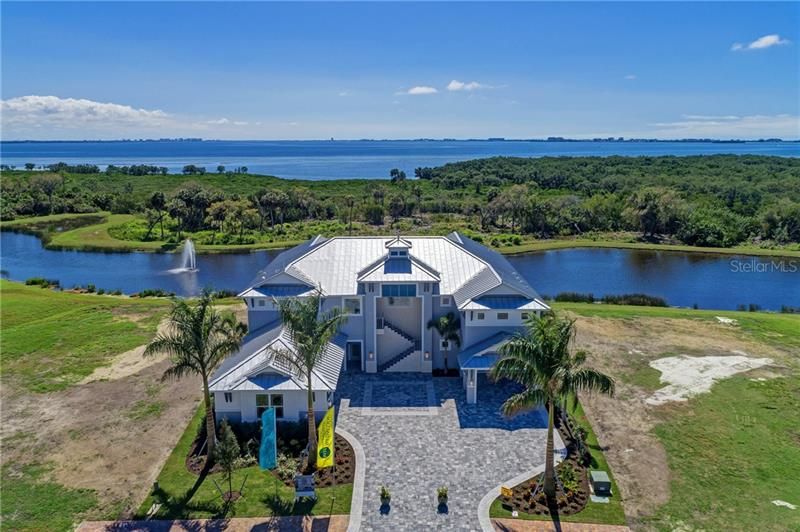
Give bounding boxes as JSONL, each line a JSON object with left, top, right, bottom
{"left": 3, "top": 213, "right": 799, "bottom": 259}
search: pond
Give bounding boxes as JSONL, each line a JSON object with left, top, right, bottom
{"left": 1, "top": 231, "right": 798, "bottom": 311}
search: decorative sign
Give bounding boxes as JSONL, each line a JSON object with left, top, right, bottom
{"left": 259, "top": 407, "right": 277, "bottom": 469}
{"left": 500, "top": 486, "right": 513, "bottom": 498}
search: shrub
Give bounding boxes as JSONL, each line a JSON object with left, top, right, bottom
{"left": 86, "top": 284, "right": 96, "bottom": 293}
{"left": 135, "top": 288, "right": 175, "bottom": 298}
{"left": 555, "top": 292, "right": 595, "bottom": 303}
{"left": 275, "top": 453, "right": 298, "bottom": 482}
{"left": 558, "top": 464, "right": 580, "bottom": 494}
{"left": 96, "top": 288, "right": 105, "bottom": 295}
{"left": 25, "top": 277, "right": 59, "bottom": 288}
{"left": 380, "top": 485, "right": 391, "bottom": 501}
{"left": 601, "top": 293, "right": 668, "bottom": 307}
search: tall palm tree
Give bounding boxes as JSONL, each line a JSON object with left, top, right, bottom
{"left": 144, "top": 290, "right": 246, "bottom": 458}
{"left": 271, "top": 291, "right": 346, "bottom": 466}
{"left": 490, "top": 313, "right": 614, "bottom": 498}
{"left": 427, "top": 312, "right": 461, "bottom": 372}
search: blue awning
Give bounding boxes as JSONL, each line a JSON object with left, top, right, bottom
{"left": 457, "top": 332, "right": 514, "bottom": 371}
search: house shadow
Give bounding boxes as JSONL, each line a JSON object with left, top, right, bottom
{"left": 441, "top": 375, "right": 549, "bottom": 430}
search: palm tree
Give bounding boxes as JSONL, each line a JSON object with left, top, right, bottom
{"left": 427, "top": 312, "right": 461, "bottom": 372}
{"left": 490, "top": 313, "right": 614, "bottom": 498}
{"left": 344, "top": 195, "right": 356, "bottom": 235}
{"left": 144, "top": 290, "right": 246, "bottom": 458}
{"left": 271, "top": 291, "right": 346, "bottom": 467}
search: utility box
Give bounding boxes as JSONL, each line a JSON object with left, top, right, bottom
{"left": 590, "top": 470, "right": 611, "bottom": 496}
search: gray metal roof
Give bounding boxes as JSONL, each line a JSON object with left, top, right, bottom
{"left": 242, "top": 233, "right": 544, "bottom": 306}
{"left": 209, "top": 321, "right": 346, "bottom": 393}
{"left": 462, "top": 295, "right": 549, "bottom": 311}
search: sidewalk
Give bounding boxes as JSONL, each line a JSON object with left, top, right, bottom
{"left": 76, "top": 515, "right": 349, "bottom": 532}
{"left": 493, "top": 518, "right": 631, "bottom": 532}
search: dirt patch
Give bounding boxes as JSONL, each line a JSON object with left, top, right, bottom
{"left": 1, "top": 344, "right": 201, "bottom": 519}
{"left": 567, "top": 314, "right": 789, "bottom": 524}
{"left": 646, "top": 354, "right": 773, "bottom": 405}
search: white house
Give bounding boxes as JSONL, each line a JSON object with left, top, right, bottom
{"left": 210, "top": 232, "right": 549, "bottom": 423}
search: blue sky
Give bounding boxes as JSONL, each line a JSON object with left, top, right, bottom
{"left": 1, "top": 2, "right": 798, "bottom": 140}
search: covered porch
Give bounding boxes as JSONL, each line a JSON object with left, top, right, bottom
{"left": 457, "top": 332, "right": 513, "bottom": 404}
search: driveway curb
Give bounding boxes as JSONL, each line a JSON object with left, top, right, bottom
{"left": 336, "top": 427, "right": 365, "bottom": 532}
{"left": 478, "top": 463, "right": 547, "bottom": 531}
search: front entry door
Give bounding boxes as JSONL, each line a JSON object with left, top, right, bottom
{"left": 347, "top": 342, "right": 362, "bottom": 372}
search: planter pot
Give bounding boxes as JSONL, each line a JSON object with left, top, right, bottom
{"left": 380, "top": 497, "right": 391, "bottom": 506}
{"left": 438, "top": 496, "right": 448, "bottom": 505}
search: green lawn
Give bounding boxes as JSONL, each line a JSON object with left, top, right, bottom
{"left": 0, "top": 280, "right": 169, "bottom": 392}
{"left": 138, "top": 408, "right": 352, "bottom": 519}
{"left": 0, "top": 464, "right": 98, "bottom": 532}
{"left": 489, "top": 399, "right": 627, "bottom": 526}
{"left": 647, "top": 376, "right": 800, "bottom": 531}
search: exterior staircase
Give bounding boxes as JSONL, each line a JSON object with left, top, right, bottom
{"left": 377, "top": 318, "right": 421, "bottom": 372}
{"left": 378, "top": 345, "right": 419, "bottom": 372}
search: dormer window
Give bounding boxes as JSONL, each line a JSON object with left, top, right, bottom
{"left": 389, "top": 249, "right": 408, "bottom": 257}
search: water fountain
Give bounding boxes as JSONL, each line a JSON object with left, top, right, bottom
{"left": 181, "top": 238, "right": 197, "bottom": 271}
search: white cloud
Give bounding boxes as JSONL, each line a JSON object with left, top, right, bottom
{"left": 1, "top": 95, "right": 169, "bottom": 129}
{"left": 447, "top": 80, "right": 485, "bottom": 91}
{"left": 405, "top": 86, "right": 438, "bottom": 95}
{"left": 338, "top": 91, "right": 350, "bottom": 97}
{"left": 648, "top": 113, "right": 799, "bottom": 139}
{"left": 206, "top": 117, "right": 230, "bottom": 125}
{"left": 624, "top": 74, "right": 637, "bottom": 80}
{"left": 731, "top": 34, "right": 790, "bottom": 51}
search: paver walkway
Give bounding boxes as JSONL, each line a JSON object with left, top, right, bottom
{"left": 335, "top": 373, "right": 564, "bottom": 532}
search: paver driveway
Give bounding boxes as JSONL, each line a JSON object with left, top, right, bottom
{"left": 335, "top": 373, "right": 565, "bottom": 532}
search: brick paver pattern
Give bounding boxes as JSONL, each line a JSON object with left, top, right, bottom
{"left": 336, "top": 373, "right": 562, "bottom": 532}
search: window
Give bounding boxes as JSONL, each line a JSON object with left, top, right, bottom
{"left": 256, "top": 393, "right": 284, "bottom": 419}
{"left": 476, "top": 312, "right": 485, "bottom": 320}
{"left": 440, "top": 295, "right": 452, "bottom": 307}
{"left": 368, "top": 283, "right": 375, "bottom": 293}
{"left": 382, "top": 284, "right": 416, "bottom": 297}
{"left": 423, "top": 283, "right": 430, "bottom": 292}
{"left": 389, "top": 249, "right": 408, "bottom": 257}
{"left": 521, "top": 312, "right": 529, "bottom": 320}
{"left": 440, "top": 339, "right": 450, "bottom": 349}
{"left": 258, "top": 299, "right": 266, "bottom": 307}
{"left": 224, "top": 392, "right": 233, "bottom": 403}
{"left": 497, "top": 312, "right": 509, "bottom": 320}
{"left": 343, "top": 297, "right": 362, "bottom": 315}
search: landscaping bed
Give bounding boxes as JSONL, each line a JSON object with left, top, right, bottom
{"left": 499, "top": 410, "right": 590, "bottom": 517}
{"left": 184, "top": 417, "right": 355, "bottom": 487}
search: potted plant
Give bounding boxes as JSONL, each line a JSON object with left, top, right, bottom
{"left": 380, "top": 485, "right": 391, "bottom": 505}
{"left": 437, "top": 486, "right": 448, "bottom": 505}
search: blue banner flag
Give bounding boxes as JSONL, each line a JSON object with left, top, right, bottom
{"left": 259, "top": 407, "right": 277, "bottom": 470}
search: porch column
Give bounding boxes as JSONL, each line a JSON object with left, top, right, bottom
{"left": 466, "top": 369, "right": 477, "bottom": 404}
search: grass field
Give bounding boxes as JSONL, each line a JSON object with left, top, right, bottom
{"left": 0, "top": 280, "right": 169, "bottom": 392}
{"left": 137, "top": 407, "right": 353, "bottom": 519}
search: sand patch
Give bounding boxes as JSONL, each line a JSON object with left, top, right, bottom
{"left": 646, "top": 355, "right": 773, "bottom": 405}
{"left": 80, "top": 318, "right": 170, "bottom": 384}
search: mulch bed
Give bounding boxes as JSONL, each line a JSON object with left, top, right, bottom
{"left": 499, "top": 412, "right": 591, "bottom": 517}
{"left": 185, "top": 431, "right": 356, "bottom": 487}
{"left": 273, "top": 433, "right": 356, "bottom": 487}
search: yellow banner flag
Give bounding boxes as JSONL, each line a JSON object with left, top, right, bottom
{"left": 316, "top": 406, "right": 334, "bottom": 469}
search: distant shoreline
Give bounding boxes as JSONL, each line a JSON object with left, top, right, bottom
{"left": 3, "top": 138, "right": 799, "bottom": 144}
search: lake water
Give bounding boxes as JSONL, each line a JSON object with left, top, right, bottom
{"left": 2, "top": 232, "right": 797, "bottom": 310}
{"left": 2, "top": 140, "right": 797, "bottom": 180}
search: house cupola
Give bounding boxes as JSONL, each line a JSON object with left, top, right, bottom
{"left": 385, "top": 235, "right": 412, "bottom": 258}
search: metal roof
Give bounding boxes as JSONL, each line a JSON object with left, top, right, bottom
{"left": 457, "top": 331, "right": 514, "bottom": 371}
{"left": 242, "top": 233, "right": 544, "bottom": 304}
{"left": 209, "top": 322, "right": 346, "bottom": 393}
{"left": 461, "top": 295, "right": 549, "bottom": 311}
